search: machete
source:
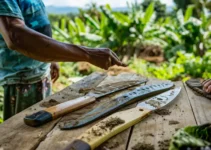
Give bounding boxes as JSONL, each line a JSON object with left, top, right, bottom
{"left": 24, "top": 79, "right": 147, "bottom": 127}
{"left": 61, "top": 82, "right": 174, "bottom": 130}
{"left": 64, "top": 87, "right": 181, "bottom": 150}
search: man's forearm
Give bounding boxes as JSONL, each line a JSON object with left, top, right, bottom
{"left": 0, "top": 16, "right": 124, "bottom": 69}
{"left": 0, "top": 17, "right": 90, "bottom": 62}
{"left": 9, "top": 25, "right": 91, "bottom": 62}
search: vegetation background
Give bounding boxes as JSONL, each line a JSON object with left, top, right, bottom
{"left": 0, "top": 0, "right": 211, "bottom": 122}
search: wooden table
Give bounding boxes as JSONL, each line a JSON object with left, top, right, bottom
{"left": 0, "top": 72, "right": 210, "bottom": 150}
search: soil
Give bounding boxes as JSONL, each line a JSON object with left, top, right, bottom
{"left": 132, "top": 142, "right": 154, "bottom": 150}
{"left": 103, "top": 117, "right": 125, "bottom": 130}
{"left": 107, "top": 65, "right": 134, "bottom": 76}
{"left": 155, "top": 109, "right": 171, "bottom": 116}
{"left": 40, "top": 99, "right": 60, "bottom": 108}
{"left": 169, "top": 120, "right": 180, "bottom": 125}
{"left": 144, "top": 133, "right": 154, "bottom": 137}
{"left": 138, "top": 44, "right": 164, "bottom": 63}
{"left": 92, "top": 128, "right": 103, "bottom": 136}
{"left": 78, "top": 62, "right": 92, "bottom": 75}
{"left": 146, "top": 99, "right": 162, "bottom": 108}
{"left": 158, "top": 139, "right": 170, "bottom": 150}
{"left": 106, "top": 141, "right": 119, "bottom": 149}
{"left": 98, "top": 140, "right": 120, "bottom": 150}
{"left": 90, "top": 117, "right": 125, "bottom": 137}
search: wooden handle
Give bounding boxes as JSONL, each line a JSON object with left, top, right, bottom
{"left": 65, "top": 107, "right": 151, "bottom": 150}
{"left": 24, "top": 96, "right": 96, "bottom": 127}
{"left": 46, "top": 96, "right": 96, "bottom": 119}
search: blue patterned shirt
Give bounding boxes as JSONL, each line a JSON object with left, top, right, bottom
{"left": 0, "top": 0, "right": 52, "bottom": 85}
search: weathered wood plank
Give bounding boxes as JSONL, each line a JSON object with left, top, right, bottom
{"left": 0, "top": 72, "right": 106, "bottom": 150}
{"left": 36, "top": 73, "right": 144, "bottom": 150}
{"left": 184, "top": 83, "right": 211, "bottom": 124}
{"left": 96, "top": 78, "right": 166, "bottom": 150}
{"left": 127, "top": 81, "right": 196, "bottom": 150}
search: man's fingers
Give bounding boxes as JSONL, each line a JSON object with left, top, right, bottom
{"left": 52, "top": 71, "right": 59, "bottom": 83}
{"left": 206, "top": 85, "right": 211, "bottom": 93}
{"left": 108, "top": 52, "right": 126, "bottom": 67}
{"left": 110, "top": 50, "right": 127, "bottom": 66}
{"left": 110, "top": 50, "right": 120, "bottom": 61}
{"left": 108, "top": 49, "right": 127, "bottom": 66}
{"left": 54, "top": 72, "right": 59, "bottom": 83}
{"left": 203, "top": 80, "right": 211, "bottom": 91}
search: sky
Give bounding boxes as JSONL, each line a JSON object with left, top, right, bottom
{"left": 43, "top": 0, "right": 174, "bottom": 7}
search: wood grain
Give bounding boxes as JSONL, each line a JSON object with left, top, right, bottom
{"left": 0, "top": 73, "right": 205, "bottom": 150}
{"left": 36, "top": 73, "right": 144, "bottom": 150}
{"left": 46, "top": 96, "right": 96, "bottom": 119}
{"left": 0, "top": 72, "right": 106, "bottom": 150}
{"left": 184, "top": 83, "right": 211, "bottom": 125}
{"left": 127, "top": 81, "right": 196, "bottom": 150}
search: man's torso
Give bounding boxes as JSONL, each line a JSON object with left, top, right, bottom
{"left": 0, "top": 0, "right": 52, "bottom": 85}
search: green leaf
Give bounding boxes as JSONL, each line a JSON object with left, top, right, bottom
{"left": 205, "top": 1, "right": 211, "bottom": 10}
{"left": 142, "top": 2, "right": 154, "bottom": 24}
{"left": 177, "top": 9, "right": 184, "bottom": 25}
{"left": 105, "top": 4, "right": 112, "bottom": 11}
{"left": 68, "top": 20, "right": 77, "bottom": 36}
{"left": 52, "top": 26, "right": 70, "bottom": 39}
{"left": 60, "top": 18, "right": 66, "bottom": 31}
{"left": 112, "top": 12, "right": 131, "bottom": 26}
{"left": 184, "top": 5, "right": 195, "bottom": 22}
{"left": 68, "top": 20, "right": 77, "bottom": 32}
{"left": 75, "top": 17, "right": 86, "bottom": 33}
{"left": 79, "top": 33, "right": 103, "bottom": 42}
{"left": 84, "top": 14, "right": 100, "bottom": 30}
{"left": 100, "top": 12, "right": 107, "bottom": 29}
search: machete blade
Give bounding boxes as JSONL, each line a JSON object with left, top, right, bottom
{"left": 60, "top": 82, "right": 174, "bottom": 130}
{"left": 137, "top": 87, "right": 181, "bottom": 110}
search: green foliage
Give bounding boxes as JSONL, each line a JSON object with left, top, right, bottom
{"left": 169, "top": 124, "right": 211, "bottom": 150}
{"left": 141, "top": 0, "right": 166, "bottom": 18}
{"left": 184, "top": 5, "right": 195, "bottom": 22}
{"left": 49, "top": 2, "right": 211, "bottom": 82}
{"left": 174, "top": 0, "right": 193, "bottom": 11}
{"left": 129, "top": 51, "right": 211, "bottom": 81}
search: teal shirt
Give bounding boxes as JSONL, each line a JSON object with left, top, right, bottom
{"left": 0, "top": 0, "right": 51, "bottom": 85}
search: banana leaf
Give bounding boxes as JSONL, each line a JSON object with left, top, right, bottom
{"left": 142, "top": 2, "right": 154, "bottom": 25}
{"left": 112, "top": 12, "right": 131, "bottom": 26}
{"left": 169, "top": 124, "right": 211, "bottom": 150}
{"left": 75, "top": 17, "right": 86, "bottom": 33}
{"left": 84, "top": 14, "right": 100, "bottom": 30}
{"left": 79, "top": 33, "right": 103, "bottom": 42}
{"left": 184, "top": 5, "right": 195, "bottom": 22}
{"left": 177, "top": 9, "right": 184, "bottom": 25}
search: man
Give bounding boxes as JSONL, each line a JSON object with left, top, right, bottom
{"left": 0, "top": 0, "right": 124, "bottom": 120}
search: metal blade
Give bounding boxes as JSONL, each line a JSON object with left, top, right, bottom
{"left": 60, "top": 82, "right": 175, "bottom": 130}
{"left": 87, "top": 79, "right": 148, "bottom": 98}
{"left": 137, "top": 87, "right": 181, "bottom": 111}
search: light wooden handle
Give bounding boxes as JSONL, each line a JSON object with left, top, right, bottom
{"left": 46, "top": 96, "right": 96, "bottom": 119}
{"left": 24, "top": 96, "right": 96, "bottom": 127}
{"left": 65, "top": 107, "right": 151, "bottom": 150}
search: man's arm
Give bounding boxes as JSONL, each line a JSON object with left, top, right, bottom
{"left": 202, "top": 79, "right": 211, "bottom": 93}
{"left": 0, "top": 16, "right": 124, "bottom": 69}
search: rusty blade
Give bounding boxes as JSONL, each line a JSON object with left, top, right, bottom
{"left": 86, "top": 78, "right": 148, "bottom": 98}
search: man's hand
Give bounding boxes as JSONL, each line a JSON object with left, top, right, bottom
{"left": 202, "top": 79, "right": 211, "bottom": 93}
{"left": 0, "top": 17, "right": 125, "bottom": 69}
{"left": 50, "top": 62, "right": 60, "bottom": 83}
{"left": 87, "top": 48, "right": 126, "bottom": 70}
